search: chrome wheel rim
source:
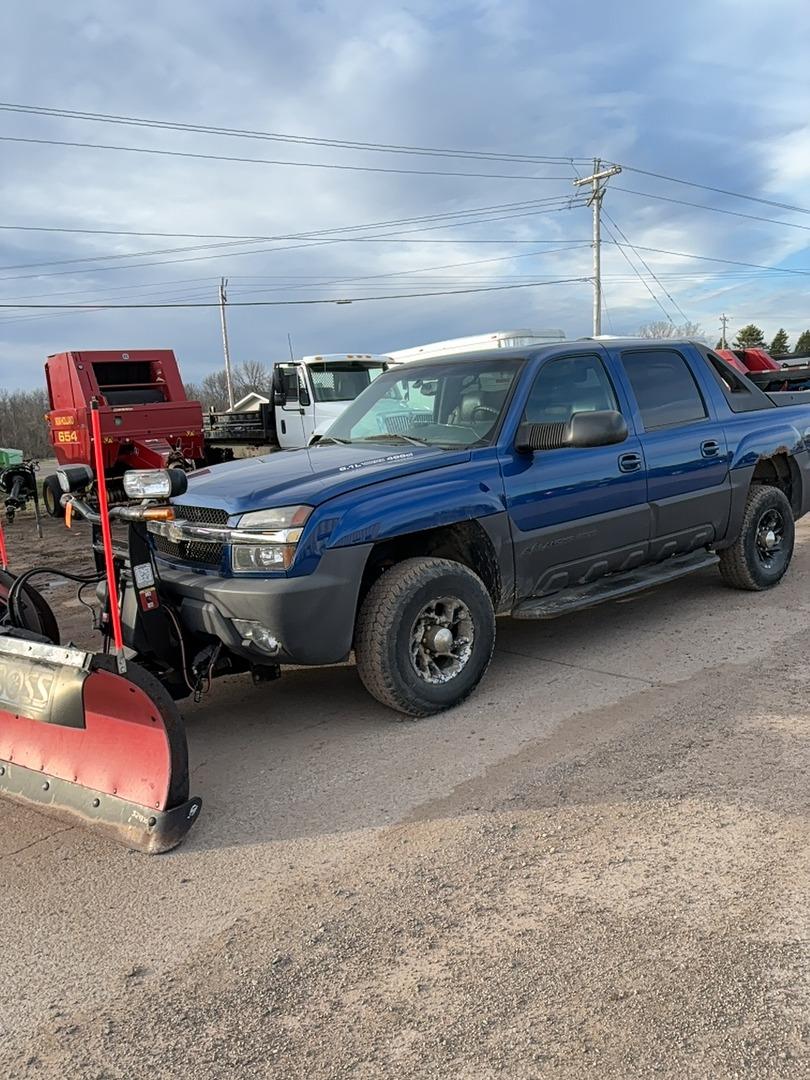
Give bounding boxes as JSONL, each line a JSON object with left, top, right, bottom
{"left": 409, "top": 596, "right": 474, "bottom": 684}
{"left": 755, "top": 508, "right": 785, "bottom": 568}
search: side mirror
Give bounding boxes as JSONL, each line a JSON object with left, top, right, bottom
{"left": 515, "top": 410, "right": 628, "bottom": 453}
{"left": 298, "top": 383, "right": 311, "bottom": 408}
{"left": 271, "top": 368, "right": 287, "bottom": 407}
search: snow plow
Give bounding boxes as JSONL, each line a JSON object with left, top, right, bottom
{"left": 0, "top": 402, "right": 201, "bottom": 853}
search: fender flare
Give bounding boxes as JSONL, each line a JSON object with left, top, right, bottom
{"left": 716, "top": 448, "right": 810, "bottom": 550}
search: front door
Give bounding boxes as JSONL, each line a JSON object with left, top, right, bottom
{"left": 500, "top": 352, "right": 650, "bottom": 602}
{"left": 275, "top": 364, "right": 309, "bottom": 449}
{"left": 617, "top": 346, "right": 731, "bottom": 558}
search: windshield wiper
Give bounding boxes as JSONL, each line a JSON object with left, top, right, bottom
{"left": 314, "top": 435, "right": 352, "bottom": 445}
{"left": 355, "top": 433, "right": 433, "bottom": 447}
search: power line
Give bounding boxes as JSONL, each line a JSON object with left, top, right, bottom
{"left": 0, "top": 101, "right": 591, "bottom": 166}
{"left": 198, "top": 244, "right": 593, "bottom": 300}
{"left": 606, "top": 240, "right": 810, "bottom": 277}
{"left": 611, "top": 162, "right": 810, "bottom": 217}
{"left": 0, "top": 194, "right": 583, "bottom": 272}
{"left": 0, "top": 244, "right": 591, "bottom": 314}
{"left": 0, "top": 202, "right": 586, "bottom": 284}
{"left": 6, "top": 100, "right": 808, "bottom": 216}
{"left": 601, "top": 219, "right": 675, "bottom": 324}
{"left": 602, "top": 211, "right": 691, "bottom": 323}
{"left": 0, "top": 276, "right": 589, "bottom": 309}
{"left": 0, "top": 195, "right": 585, "bottom": 241}
{"left": 0, "top": 135, "right": 575, "bottom": 182}
{"left": 614, "top": 186, "right": 810, "bottom": 233}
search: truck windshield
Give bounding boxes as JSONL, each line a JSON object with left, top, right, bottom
{"left": 307, "top": 361, "right": 387, "bottom": 403}
{"left": 323, "top": 357, "right": 524, "bottom": 448}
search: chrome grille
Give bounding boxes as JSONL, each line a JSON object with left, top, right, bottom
{"left": 152, "top": 533, "right": 224, "bottom": 566}
{"left": 383, "top": 412, "right": 432, "bottom": 434}
{"left": 153, "top": 504, "right": 228, "bottom": 566}
{"left": 172, "top": 504, "right": 229, "bottom": 526}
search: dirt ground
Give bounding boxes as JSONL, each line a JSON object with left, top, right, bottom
{"left": 0, "top": 497, "right": 808, "bottom": 1079}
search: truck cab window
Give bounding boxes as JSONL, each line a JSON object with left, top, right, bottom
{"left": 621, "top": 349, "right": 707, "bottom": 429}
{"left": 308, "top": 361, "right": 387, "bottom": 403}
{"left": 282, "top": 369, "right": 300, "bottom": 401}
{"left": 522, "top": 355, "right": 618, "bottom": 425}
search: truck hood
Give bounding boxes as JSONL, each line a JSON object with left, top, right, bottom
{"left": 177, "top": 442, "right": 471, "bottom": 518}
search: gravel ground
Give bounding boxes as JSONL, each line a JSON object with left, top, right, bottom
{"left": 0, "top": 507, "right": 808, "bottom": 1078}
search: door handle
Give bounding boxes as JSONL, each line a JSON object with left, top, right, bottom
{"left": 701, "top": 439, "right": 721, "bottom": 458}
{"left": 618, "top": 452, "right": 642, "bottom": 473}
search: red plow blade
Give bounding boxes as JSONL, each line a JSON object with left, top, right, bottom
{"left": 0, "top": 637, "right": 200, "bottom": 853}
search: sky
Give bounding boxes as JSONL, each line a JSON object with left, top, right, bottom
{"left": 1, "top": 0, "right": 810, "bottom": 389}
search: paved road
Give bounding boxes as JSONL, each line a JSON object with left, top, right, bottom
{"left": 1, "top": 520, "right": 809, "bottom": 1077}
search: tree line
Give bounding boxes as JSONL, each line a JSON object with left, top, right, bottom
{"left": 637, "top": 320, "right": 810, "bottom": 355}
{"left": 0, "top": 389, "right": 52, "bottom": 459}
{"left": 717, "top": 325, "right": 810, "bottom": 355}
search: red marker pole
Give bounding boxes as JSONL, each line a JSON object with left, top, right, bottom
{"left": 0, "top": 522, "right": 8, "bottom": 571}
{"left": 89, "top": 400, "right": 125, "bottom": 655}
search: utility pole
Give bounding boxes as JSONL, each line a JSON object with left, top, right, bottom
{"left": 719, "top": 313, "right": 729, "bottom": 348}
{"left": 573, "top": 160, "right": 622, "bottom": 336}
{"left": 218, "top": 276, "right": 234, "bottom": 410}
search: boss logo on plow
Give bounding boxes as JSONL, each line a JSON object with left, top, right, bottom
{"left": 0, "top": 659, "right": 55, "bottom": 715}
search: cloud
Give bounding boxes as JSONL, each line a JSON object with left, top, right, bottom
{"left": 0, "top": 0, "right": 809, "bottom": 389}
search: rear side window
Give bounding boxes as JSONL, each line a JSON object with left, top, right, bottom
{"left": 621, "top": 349, "right": 706, "bottom": 429}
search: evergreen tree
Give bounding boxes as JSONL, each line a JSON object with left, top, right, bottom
{"left": 769, "top": 328, "right": 790, "bottom": 355}
{"left": 795, "top": 330, "right": 810, "bottom": 355}
{"left": 733, "top": 324, "right": 766, "bottom": 348}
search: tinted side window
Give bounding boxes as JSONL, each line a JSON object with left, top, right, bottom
{"left": 621, "top": 350, "right": 706, "bottom": 429}
{"left": 280, "top": 367, "right": 300, "bottom": 401}
{"left": 522, "top": 354, "right": 618, "bottom": 425}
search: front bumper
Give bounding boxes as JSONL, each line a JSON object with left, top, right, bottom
{"left": 153, "top": 544, "right": 373, "bottom": 666}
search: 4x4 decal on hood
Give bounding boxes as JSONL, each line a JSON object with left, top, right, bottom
{"left": 338, "top": 452, "right": 415, "bottom": 473}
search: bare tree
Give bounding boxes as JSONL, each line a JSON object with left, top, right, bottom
{"left": 186, "top": 362, "right": 274, "bottom": 411}
{"left": 0, "top": 389, "right": 52, "bottom": 458}
{"left": 235, "top": 360, "right": 272, "bottom": 397}
{"left": 636, "top": 321, "right": 708, "bottom": 341}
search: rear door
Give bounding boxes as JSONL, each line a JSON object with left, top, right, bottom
{"left": 499, "top": 350, "right": 650, "bottom": 601}
{"left": 616, "top": 346, "right": 731, "bottom": 556}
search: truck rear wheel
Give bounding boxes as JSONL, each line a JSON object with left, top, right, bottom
{"left": 718, "top": 485, "right": 794, "bottom": 590}
{"left": 42, "top": 475, "right": 64, "bottom": 518}
{"left": 354, "top": 557, "right": 496, "bottom": 717}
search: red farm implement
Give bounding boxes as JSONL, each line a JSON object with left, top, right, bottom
{"left": 41, "top": 350, "right": 210, "bottom": 516}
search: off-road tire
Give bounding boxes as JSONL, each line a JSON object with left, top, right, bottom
{"left": 42, "top": 475, "right": 64, "bottom": 518}
{"left": 718, "top": 484, "right": 794, "bottom": 590}
{"left": 354, "top": 557, "right": 496, "bottom": 718}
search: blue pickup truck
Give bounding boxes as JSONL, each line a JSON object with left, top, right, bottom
{"left": 143, "top": 338, "right": 810, "bottom": 716}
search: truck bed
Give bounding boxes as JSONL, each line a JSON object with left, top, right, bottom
{"left": 204, "top": 404, "right": 277, "bottom": 446}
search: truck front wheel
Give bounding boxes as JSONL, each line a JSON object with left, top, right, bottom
{"left": 718, "top": 484, "right": 794, "bottom": 590}
{"left": 354, "top": 557, "right": 496, "bottom": 717}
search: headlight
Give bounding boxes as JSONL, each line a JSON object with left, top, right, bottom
{"left": 237, "top": 505, "right": 311, "bottom": 532}
{"left": 123, "top": 468, "right": 188, "bottom": 500}
{"left": 231, "top": 505, "right": 312, "bottom": 572}
{"left": 57, "top": 464, "right": 94, "bottom": 493}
